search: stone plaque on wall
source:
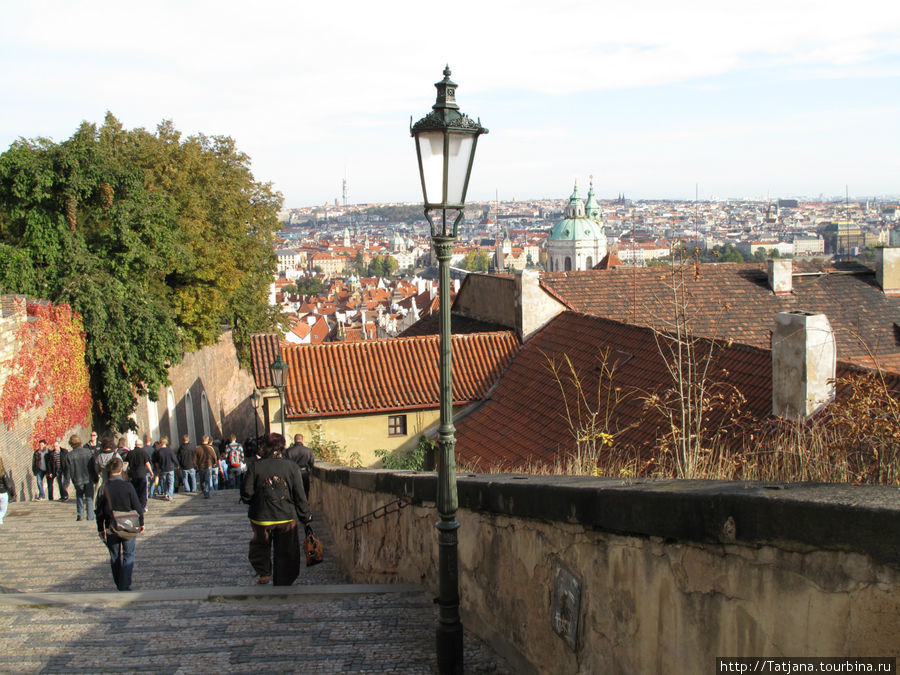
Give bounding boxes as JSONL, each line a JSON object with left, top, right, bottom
{"left": 551, "top": 564, "right": 582, "bottom": 651}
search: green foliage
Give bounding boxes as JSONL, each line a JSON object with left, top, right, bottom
{"left": 295, "top": 277, "right": 323, "bottom": 295}
{"left": 352, "top": 250, "right": 366, "bottom": 276}
{"left": 374, "top": 435, "right": 434, "bottom": 471}
{"left": 698, "top": 244, "right": 745, "bottom": 263}
{"left": 0, "top": 113, "right": 283, "bottom": 430}
{"left": 367, "top": 255, "right": 398, "bottom": 278}
{"left": 308, "top": 423, "right": 360, "bottom": 467}
{"left": 461, "top": 249, "right": 491, "bottom": 272}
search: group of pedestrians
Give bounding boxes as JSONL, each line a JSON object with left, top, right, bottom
{"left": 19, "top": 428, "right": 318, "bottom": 591}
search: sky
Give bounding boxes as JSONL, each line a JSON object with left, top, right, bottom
{"left": 1, "top": 1, "right": 899, "bottom": 207}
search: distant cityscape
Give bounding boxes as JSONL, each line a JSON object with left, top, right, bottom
{"left": 269, "top": 184, "right": 900, "bottom": 344}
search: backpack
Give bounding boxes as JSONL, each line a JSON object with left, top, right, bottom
{"left": 227, "top": 445, "right": 243, "bottom": 468}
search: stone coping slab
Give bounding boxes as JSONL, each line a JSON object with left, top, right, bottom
{"left": 314, "top": 464, "right": 900, "bottom": 566}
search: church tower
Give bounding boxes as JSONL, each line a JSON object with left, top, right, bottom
{"left": 547, "top": 179, "right": 607, "bottom": 272}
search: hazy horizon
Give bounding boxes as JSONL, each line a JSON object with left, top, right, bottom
{"left": 3, "top": 1, "right": 898, "bottom": 207}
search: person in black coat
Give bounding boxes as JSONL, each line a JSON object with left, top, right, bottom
{"left": 65, "top": 435, "right": 96, "bottom": 521}
{"left": 240, "top": 433, "right": 311, "bottom": 586}
{"left": 97, "top": 457, "right": 144, "bottom": 591}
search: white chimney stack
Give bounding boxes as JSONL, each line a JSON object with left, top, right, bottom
{"left": 876, "top": 247, "right": 900, "bottom": 296}
{"left": 768, "top": 259, "right": 792, "bottom": 295}
{"left": 772, "top": 311, "right": 836, "bottom": 421}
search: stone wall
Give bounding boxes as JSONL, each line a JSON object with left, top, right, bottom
{"left": 0, "top": 295, "right": 91, "bottom": 501}
{"left": 310, "top": 466, "right": 899, "bottom": 674}
{"left": 132, "top": 330, "right": 259, "bottom": 446}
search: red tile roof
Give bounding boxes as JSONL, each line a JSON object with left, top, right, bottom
{"left": 454, "top": 310, "right": 900, "bottom": 470}
{"left": 279, "top": 331, "right": 520, "bottom": 418}
{"left": 454, "top": 312, "right": 772, "bottom": 469}
{"left": 250, "top": 333, "right": 282, "bottom": 388}
{"left": 540, "top": 263, "right": 900, "bottom": 362}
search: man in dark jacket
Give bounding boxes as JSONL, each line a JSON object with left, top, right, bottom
{"left": 32, "top": 440, "right": 49, "bottom": 500}
{"left": 97, "top": 457, "right": 144, "bottom": 591}
{"left": 284, "top": 433, "right": 315, "bottom": 498}
{"left": 126, "top": 439, "right": 153, "bottom": 513}
{"left": 240, "top": 433, "right": 311, "bottom": 586}
{"left": 154, "top": 437, "right": 179, "bottom": 501}
{"left": 176, "top": 435, "right": 196, "bottom": 493}
{"left": 46, "top": 441, "right": 67, "bottom": 501}
{"left": 66, "top": 435, "right": 95, "bottom": 521}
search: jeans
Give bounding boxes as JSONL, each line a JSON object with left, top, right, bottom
{"left": 181, "top": 468, "right": 196, "bottom": 493}
{"left": 74, "top": 483, "right": 94, "bottom": 520}
{"left": 161, "top": 471, "right": 175, "bottom": 499}
{"left": 0, "top": 492, "right": 8, "bottom": 524}
{"left": 105, "top": 535, "right": 136, "bottom": 591}
{"left": 131, "top": 476, "right": 150, "bottom": 513}
{"left": 35, "top": 470, "right": 47, "bottom": 499}
{"left": 201, "top": 467, "right": 216, "bottom": 497}
{"left": 55, "top": 472, "right": 69, "bottom": 500}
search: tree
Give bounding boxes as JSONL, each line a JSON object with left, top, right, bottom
{"left": 352, "top": 250, "right": 366, "bottom": 276}
{"left": 367, "top": 255, "right": 398, "bottom": 278}
{"left": 461, "top": 249, "right": 490, "bottom": 272}
{"left": 0, "top": 113, "right": 283, "bottom": 430}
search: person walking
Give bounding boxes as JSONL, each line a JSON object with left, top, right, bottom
{"left": 154, "top": 437, "right": 179, "bottom": 501}
{"left": 49, "top": 441, "right": 69, "bottom": 501}
{"left": 32, "top": 440, "right": 49, "bottom": 500}
{"left": 177, "top": 434, "right": 196, "bottom": 493}
{"left": 285, "top": 433, "right": 315, "bottom": 499}
{"left": 125, "top": 438, "right": 154, "bottom": 514}
{"left": 65, "top": 435, "right": 95, "bottom": 521}
{"left": 84, "top": 431, "right": 100, "bottom": 455}
{"left": 0, "top": 454, "right": 11, "bottom": 525}
{"left": 93, "top": 437, "right": 120, "bottom": 502}
{"left": 194, "top": 436, "right": 218, "bottom": 499}
{"left": 240, "top": 433, "right": 311, "bottom": 586}
{"left": 96, "top": 457, "right": 144, "bottom": 591}
{"left": 224, "top": 435, "right": 244, "bottom": 489}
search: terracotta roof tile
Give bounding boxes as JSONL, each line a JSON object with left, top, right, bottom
{"left": 250, "top": 333, "right": 282, "bottom": 388}
{"left": 279, "top": 331, "right": 520, "bottom": 418}
{"left": 540, "top": 263, "right": 900, "bottom": 362}
{"left": 455, "top": 310, "right": 900, "bottom": 470}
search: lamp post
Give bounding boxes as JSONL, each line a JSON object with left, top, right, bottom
{"left": 249, "top": 390, "right": 261, "bottom": 440}
{"left": 411, "top": 65, "right": 487, "bottom": 675}
{"left": 268, "top": 356, "right": 289, "bottom": 438}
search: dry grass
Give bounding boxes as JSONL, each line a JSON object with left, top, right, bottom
{"left": 462, "top": 371, "right": 899, "bottom": 486}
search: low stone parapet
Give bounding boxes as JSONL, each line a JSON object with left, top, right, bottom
{"left": 311, "top": 465, "right": 899, "bottom": 674}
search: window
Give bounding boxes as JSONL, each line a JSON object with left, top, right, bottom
{"left": 388, "top": 415, "right": 407, "bottom": 436}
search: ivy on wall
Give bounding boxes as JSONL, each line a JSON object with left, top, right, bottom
{"left": 0, "top": 299, "right": 91, "bottom": 444}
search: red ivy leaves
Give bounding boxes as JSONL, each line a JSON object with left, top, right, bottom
{"left": 0, "top": 299, "right": 92, "bottom": 444}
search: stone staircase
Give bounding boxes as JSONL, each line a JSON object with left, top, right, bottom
{"left": 0, "top": 491, "right": 509, "bottom": 673}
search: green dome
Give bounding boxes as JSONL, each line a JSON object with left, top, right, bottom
{"left": 549, "top": 181, "right": 605, "bottom": 242}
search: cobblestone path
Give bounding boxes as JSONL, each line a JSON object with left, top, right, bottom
{"left": 0, "top": 491, "right": 510, "bottom": 673}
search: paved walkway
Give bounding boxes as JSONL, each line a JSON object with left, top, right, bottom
{"left": 0, "top": 491, "right": 510, "bottom": 673}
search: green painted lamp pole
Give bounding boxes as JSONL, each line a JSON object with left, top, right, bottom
{"left": 269, "top": 355, "right": 289, "bottom": 438}
{"left": 411, "top": 65, "right": 487, "bottom": 675}
{"left": 250, "top": 389, "right": 261, "bottom": 440}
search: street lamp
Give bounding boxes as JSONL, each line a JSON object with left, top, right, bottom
{"left": 411, "top": 65, "right": 487, "bottom": 675}
{"left": 249, "top": 390, "right": 261, "bottom": 440}
{"left": 268, "top": 356, "right": 289, "bottom": 438}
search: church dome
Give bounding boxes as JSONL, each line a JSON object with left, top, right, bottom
{"left": 549, "top": 182, "right": 605, "bottom": 242}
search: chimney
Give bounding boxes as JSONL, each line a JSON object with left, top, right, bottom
{"left": 768, "top": 259, "right": 792, "bottom": 295}
{"left": 772, "top": 311, "right": 836, "bottom": 421}
{"left": 876, "top": 247, "right": 900, "bottom": 296}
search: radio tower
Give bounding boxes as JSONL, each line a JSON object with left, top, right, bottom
{"left": 342, "top": 176, "right": 349, "bottom": 207}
